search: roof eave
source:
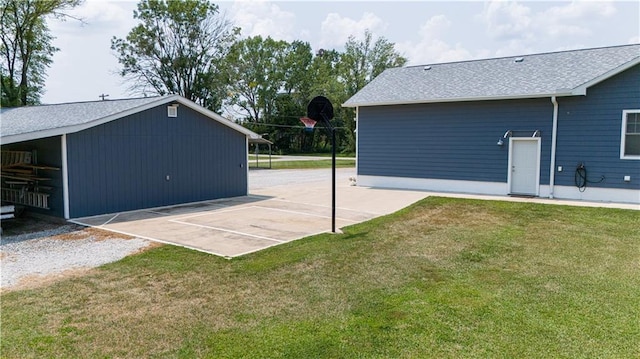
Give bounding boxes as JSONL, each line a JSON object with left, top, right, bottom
{"left": 1, "top": 95, "right": 180, "bottom": 144}
{"left": 343, "top": 53, "right": 640, "bottom": 108}
{"left": 342, "top": 92, "right": 575, "bottom": 108}
{"left": 1, "top": 94, "right": 261, "bottom": 143}
{"left": 571, "top": 56, "right": 640, "bottom": 96}
{"left": 173, "top": 97, "right": 260, "bottom": 139}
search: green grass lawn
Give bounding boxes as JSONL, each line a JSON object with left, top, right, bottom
{"left": 249, "top": 159, "right": 355, "bottom": 169}
{"left": 2, "top": 198, "right": 639, "bottom": 358}
{"left": 248, "top": 154, "right": 281, "bottom": 160}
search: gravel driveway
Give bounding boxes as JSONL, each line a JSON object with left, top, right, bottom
{"left": 0, "top": 168, "right": 354, "bottom": 291}
{"left": 1, "top": 225, "right": 151, "bottom": 291}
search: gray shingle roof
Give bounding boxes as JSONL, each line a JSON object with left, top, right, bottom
{"left": 1, "top": 95, "right": 259, "bottom": 144}
{"left": 1, "top": 96, "right": 163, "bottom": 138}
{"left": 343, "top": 44, "right": 640, "bottom": 107}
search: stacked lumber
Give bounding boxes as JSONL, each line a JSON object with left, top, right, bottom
{"left": 1, "top": 150, "right": 58, "bottom": 209}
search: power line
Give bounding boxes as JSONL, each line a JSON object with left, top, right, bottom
{"left": 241, "top": 122, "right": 347, "bottom": 129}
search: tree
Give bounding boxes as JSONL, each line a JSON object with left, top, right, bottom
{"left": 1, "top": 0, "right": 81, "bottom": 107}
{"left": 223, "top": 35, "right": 290, "bottom": 123}
{"left": 111, "top": 0, "right": 237, "bottom": 111}
{"left": 338, "top": 30, "right": 407, "bottom": 152}
{"left": 340, "top": 30, "right": 407, "bottom": 97}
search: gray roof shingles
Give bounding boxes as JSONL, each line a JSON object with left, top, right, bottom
{"left": 1, "top": 96, "right": 165, "bottom": 138}
{"left": 344, "top": 44, "right": 640, "bottom": 107}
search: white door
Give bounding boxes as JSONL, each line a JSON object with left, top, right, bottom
{"left": 509, "top": 138, "right": 541, "bottom": 196}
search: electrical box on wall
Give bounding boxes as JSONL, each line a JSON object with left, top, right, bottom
{"left": 623, "top": 175, "right": 631, "bottom": 182}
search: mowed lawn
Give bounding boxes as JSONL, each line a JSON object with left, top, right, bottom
{"left": 249, "top": 159, "right": 355, "bottom": 169}
{"left": 2, "top": 197, "right": 639, "bottom": 358}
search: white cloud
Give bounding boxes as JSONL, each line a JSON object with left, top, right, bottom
{"left": 418, "top": 14, "right": 451, "bottom": 39}
{"left": 537, "top": 1, "right": 617, "bottom": 37}
{"left": 229, "top": 0, "right": 297, "bottom": 41}
{"left": 479, "top": 1, "right": 532, "bottom": 41}
{"left": 542, "top": 1, "right": 616, "bottom": 20}
{"left": 318, "top": 12, "right": 386, "bottom": 49}
{"left": 44, "top": 2, "right": 139, "bottom": 103}
{"left": 49, "top": 1, "right": 137, "bottom": 36}
{"left": 478, "top": 0, "right": 622, "bottom": 58}
{"left": 396, "top": 15, "right": 473, "bottom": 65}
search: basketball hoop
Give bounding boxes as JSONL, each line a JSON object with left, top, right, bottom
{"left": 300, "top": 117, "right": 317, "bottom": 132}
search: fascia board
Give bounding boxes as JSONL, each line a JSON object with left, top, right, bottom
{"left": 571, "top": 56, "right": 640, "bottom": 96}
{"left": 342, "top": 92, "right": 575, "bottom": 108}
{"left": 1, "top": 95, "right": 178, "bottom": 145}
{"left": 1, "top": 94, "right": 261, "bottom": 144}
{"left": 174, "top": 97, "right": 261, "bottom": 139}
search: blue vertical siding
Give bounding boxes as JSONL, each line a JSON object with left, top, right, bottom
{"left": 555, "top": 64, "right": 640, "bottom": 190}
{"left": 67, "top": 105, "right": 247, "bottom": 218}
{"left": 1, "top": 136, "right": 64, "bottom": 217}
{"left": 358, "top": 98, "right": 553, "bottom": 184}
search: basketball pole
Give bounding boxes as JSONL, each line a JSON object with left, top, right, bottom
{"left": 331, "top": 125, "right": 336, "bottom": 233}
{"left": 306, "top": 96, "right": 336, "bottom": 234}
{"left": 321, "top": 112, "right": 336, "bottom": 233}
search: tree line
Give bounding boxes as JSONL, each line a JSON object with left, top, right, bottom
{"left": 1, "top": 0, "right": 407, "bottom": 153}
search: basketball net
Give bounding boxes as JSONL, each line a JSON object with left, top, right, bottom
{"left": 300, "top": 117, "right": 317, "bottom": 132}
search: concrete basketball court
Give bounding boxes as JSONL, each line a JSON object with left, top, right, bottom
{"left": 71, "top": 177, "right": 429, "bottom": 258}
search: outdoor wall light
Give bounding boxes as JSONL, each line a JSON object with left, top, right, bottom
{"left": 497, "top": 130, "right": 512, "bottom": 146}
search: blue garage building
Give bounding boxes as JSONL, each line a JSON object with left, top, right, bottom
{"left": 345, "top": 44, "right": 640, "bottom": 204}
{"left": 1, "top": 95, "right": 260, "bottom": 218}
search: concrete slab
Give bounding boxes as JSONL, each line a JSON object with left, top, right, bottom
{"left": 71, "top": 181, "right": 428, "bottom": 258}
{"left": 70, "top": 168, "right": 637, "bottom": 258}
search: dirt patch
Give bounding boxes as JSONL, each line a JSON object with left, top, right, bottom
{"left": 52, "top": 227, "right": 135, "bottom": 241}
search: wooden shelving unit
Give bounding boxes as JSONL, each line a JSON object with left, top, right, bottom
{"left": 1, "top": 150, "right": 59, "bottom": 209}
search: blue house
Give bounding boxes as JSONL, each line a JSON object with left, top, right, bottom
{"left": 1, "top": 95, "right": 260, "bottom": 218}
{"left": 344, "top": 44, "right": 640, "bottom": 205}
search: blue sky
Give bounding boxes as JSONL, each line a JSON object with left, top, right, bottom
{"left": 43, "top": 0, "right": 640, "bottom": 104}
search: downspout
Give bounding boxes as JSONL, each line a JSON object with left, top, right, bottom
{"left": 549, "top": 96, "right": 559, "bottom": 199}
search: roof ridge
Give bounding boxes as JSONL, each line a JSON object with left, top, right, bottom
{"left": 403, "top": 43, "right": 640, "bottom": 69}
{"left": 32, "top": 95, "right": 169, "bottom": 108}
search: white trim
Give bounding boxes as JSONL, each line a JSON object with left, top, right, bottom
{"left": 245, "top": 137, "right": 249, "bottom": 195}
{"left": 357, "top": 175, "right": 508, "bottom": 196}
{"left": 507, "top": 137, "right": 541, "bottom": 196}
{"left": 572, "top": 57, "right": 640, "bottom": 96}
{"left": 61, "top": 134, "right": 70, "bottom": 219}
{"left": 620, "top": 109, "right": 640, "bottom": 160}
{"left": 356, "top": 176, "right": 639, "bottom": 206}
{"left": 173, "top": 97, "right": 259, "bottom": 139}
{"left": 549, "top": 96, "right": 559, "bottom": 198}
{"left": 355, "top": 107, "right": 359, "bottom": 174}
{"left": 2, "top": 96, "right": 181, "bottom": 144}
{"left": 342, "top": 56, "right": 640, "bottom": 109}
{"left": 343, "top": 91, "right": 574, "bottom": 108}
{"left": 2, "top": 95, "right": 260, "bottom": 145}
{"left": 552, "top": 185, "right": 640, "bottom": 205}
